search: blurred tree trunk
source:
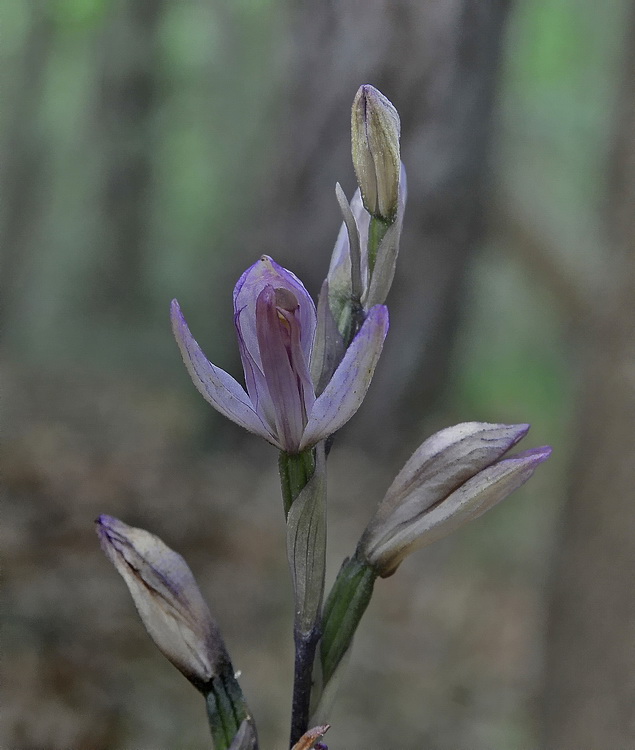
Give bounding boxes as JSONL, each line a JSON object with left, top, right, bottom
{"left": 543, "top": 7, "right": 635, "bottom": 748}
{"left": 0, "top": 5, "right": 53, "bottom": 336}
{"left": 234, "top": 0, "right": 511, "bottom": 456}
{"left": 90, "top": 0, "right": 164, "bottom": 321}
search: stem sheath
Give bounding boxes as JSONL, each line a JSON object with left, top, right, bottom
{"left": 279, "top": 449, "right": 316, "bottom": 517}
{"left": 320, "top": 554, "right": 376, "bottom": 686}
{"left": 205, "top": 673, "right": 254, "bottom": 749}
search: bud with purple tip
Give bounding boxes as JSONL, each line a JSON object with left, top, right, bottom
{"left": 318, "top": 423, "right": 551, "bottom": 704}
{"left": 358, "top": 422, "right": 552, "bottom": 576}
{"left": 96, "top": 515, "right": 231, "bottom": 687}
{"left": 96, "top": 515, "right": 256, "bottom": 748}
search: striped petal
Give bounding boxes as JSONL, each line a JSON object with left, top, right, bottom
{"left": 171, "top": 299, "right": 275, "bottom": 443}
{"left": 234, "top": 256, "right": 316, "bottom": 371}
{"left": 299, "top": 304, "right": 389, "bottom": 450}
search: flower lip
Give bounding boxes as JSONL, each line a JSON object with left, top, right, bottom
{"left": 274, "top": 286, "right": 299, "bottom": 312}
{"left": 255, "top": 280, "right": 315, "bottom": 452}
{"left": 234, "top": 255, "right": 316, "bottom": 373}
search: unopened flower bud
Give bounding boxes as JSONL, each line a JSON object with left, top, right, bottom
{"left": 351, "top": 84, "right": 401, "bottom": 222}
{"left": 358, "top": 423, "right": 551, "bottom": 577}
{"left": 291, "top": 724, "right": 330, "bottom": 750}
{"left": 96, "top": 515, "right": 230, "bottom": 689}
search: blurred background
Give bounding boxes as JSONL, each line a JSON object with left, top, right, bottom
{"left": 3, "top": 1, "right": 634, "bottom": 748}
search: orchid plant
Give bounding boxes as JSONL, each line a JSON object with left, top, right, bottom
{"left": 97, "top": 85, "right": 551, "bottom": 750}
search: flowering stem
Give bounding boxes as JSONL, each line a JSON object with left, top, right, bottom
{"left": 204, "top": 673, "right": 255, "bottom": 749}
{"left": 289, "top": 625, "right": 321, "bottom": 747}
{"left": 367, "top": 215, "right": 390, "bottom": 277}
{"left": 280, "top": 446, "right": 322, "bottom": 746}
{"left": 279, "top": 449, "right": 316, "bottom": 517}
{"left": 320, "top": 552, "right": 376, "bottom": 687}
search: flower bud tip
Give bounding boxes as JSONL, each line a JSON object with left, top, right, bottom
{"left": 352, "top": 84, "right": 400, "bottom": 221}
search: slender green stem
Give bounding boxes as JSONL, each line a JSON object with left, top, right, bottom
{"left": 279, "top": 449, "right": 316, "bottom": 517}
{"left": 279, "top": 447, "right": 321, "bottom": 746}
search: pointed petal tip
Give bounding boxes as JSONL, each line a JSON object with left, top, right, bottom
{"left": 358, "top": 83, "right": 383, "bottom": 102}
{"left": 95, "top": 514, "right": 121, "bottom": 532}
{"left": 503, "top": 445, "right": 552, "bottom": 471}
{"left": 519, "top": 445, "right": 553, "bottom": 463}
{"left": 170, "top": 298, "right": 184, "bottom": 323}
{"left": 95, "top": 514, "right": 125, "bottom": 557}
{"left": 509, "top": 422, "right": 531, "bottom": 443}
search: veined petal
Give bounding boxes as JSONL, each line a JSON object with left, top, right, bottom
{"left": 96, "top": 515, "right": 230, "bottom": 686}
{"left": 368, "top": 422, "right": 530, "bottom": 531}
{"left": 365, "top": 446, "right": 552, "bottom": 576}
{"left": 311, "top": 279, "right": 345, "bottom": 395}
{"left": 256, "top": 286, "right": 314, "bottom": 453}
{"left": 299, "top": 304, "right": 389, "bottom": 450}
{"left": 352, "top": 85, "right": 401, "bottom": 221}
{"left": 171, "top": 300, "right": 275, "bottom": 444}
{"left": 235, "top": 307, "right": 279, "bottom": 435}
{"left": 234, "top": 256, "right": 317, "bottom": 369}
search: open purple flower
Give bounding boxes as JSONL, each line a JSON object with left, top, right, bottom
{"left": 171, "top": 256, "right": 389, "bottom": 454}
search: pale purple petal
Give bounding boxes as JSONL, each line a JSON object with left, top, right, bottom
{"left": 299, "top": 304, "right": 389, "bottom": 450}
{"left": 234, "top": 307, "right": 279, "bottom": 435}
{"left": 233, "top": 256, "right": 317, "bottom": 369}
{"left": 171, "top": 300, "right": 275, "bottom": 443}
{"left": 310, "top": 279, "right": 345, "bottom": 395}
{"left": 256, "top": 286, "right": 313, "bottom": 453}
